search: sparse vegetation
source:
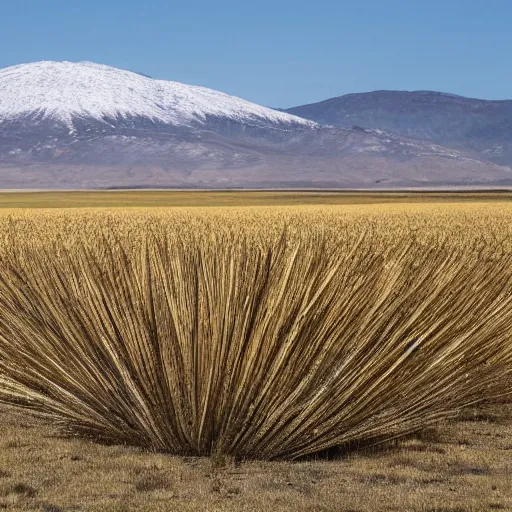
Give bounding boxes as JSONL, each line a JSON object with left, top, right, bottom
{"left": 0, "top": 189, "right": 510, "bottom": 209}
{"left": 0, "top": 202, "right": 511, "bottom": 461}
{"left": 1, "top": 400, "right": 511, "bottom": 511}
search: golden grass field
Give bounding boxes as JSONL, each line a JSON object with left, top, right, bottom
{"left": 0, "top": 192, "right": 511, "bottom": 511}
{"left": 0, "top": 190, "right": 510, "bottom": 208}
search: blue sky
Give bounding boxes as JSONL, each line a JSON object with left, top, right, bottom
{"left": 2, "top": 0, "right": 511, "bottom": 107}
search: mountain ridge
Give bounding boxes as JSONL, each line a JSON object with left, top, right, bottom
{"left": 0, "top": 61, "right": 511, "bottom": 189}
{"left": 284, "top": 90, "right": 512, "bottom": 167}
{"left": 0, "top": 61, "right": 314, "bottom": 131}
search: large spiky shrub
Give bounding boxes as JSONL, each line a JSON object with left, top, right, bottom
{"left": 0, "top": 209, "right": 511, "bottom": 459}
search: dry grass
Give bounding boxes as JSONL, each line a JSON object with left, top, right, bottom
{"left": 0, "top": 400, "right": 511, "bottom": 511}
{"left": 0, "top": 203, "right": 511, "bottom": 462}
{"left": 0, "top": 189, "right": 510, "bottom": 208}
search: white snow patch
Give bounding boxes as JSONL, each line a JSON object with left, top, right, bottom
{"left": 0, "top": 61, "right": 316, "bottom": 130}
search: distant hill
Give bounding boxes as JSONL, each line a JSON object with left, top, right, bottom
{"left": 284, "top": 90, "right": 512, "bottom": 167}
{"left": 0, "top": 63, "right": 510, "bottom": 189}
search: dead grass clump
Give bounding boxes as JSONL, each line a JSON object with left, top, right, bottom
{"left": 5, "top": 483, "right": 37, "bottom": 498}
{"left": 0, "top": 208, "right": 511, "bottom": 459}
{"left": 134, "top": 471, "right": 172, "bottom": 493}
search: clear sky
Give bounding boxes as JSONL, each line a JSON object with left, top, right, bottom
{"left": 2, "top": 0, "right": 511, "bottom": 107}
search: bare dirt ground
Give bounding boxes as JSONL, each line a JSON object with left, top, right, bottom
{"left": 0, "top": 402, "right": 510, "bottom": 512}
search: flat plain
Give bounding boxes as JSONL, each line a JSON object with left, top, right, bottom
{"left": 0, "top": 189, "right": 511, "bottom": 208}
{"left": 0, "top": 191, "right": 511, "bottom": 511}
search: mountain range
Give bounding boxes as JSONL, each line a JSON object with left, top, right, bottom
{"left": 0, "top": 61, "right": 511, "bottom": 189}
{"left": 285, "top": 91, "right": 512, "bottom": 168}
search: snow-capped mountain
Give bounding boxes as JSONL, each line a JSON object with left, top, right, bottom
{"left": 0, "top": 61, "right": 511, "bottom": 189}
{"left": 0, "top": 61, "right": 313, "bottom": 131}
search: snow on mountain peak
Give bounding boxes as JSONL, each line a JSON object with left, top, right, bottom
{"left": 0, "top": 61, "right": 314, "bottom": 130}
